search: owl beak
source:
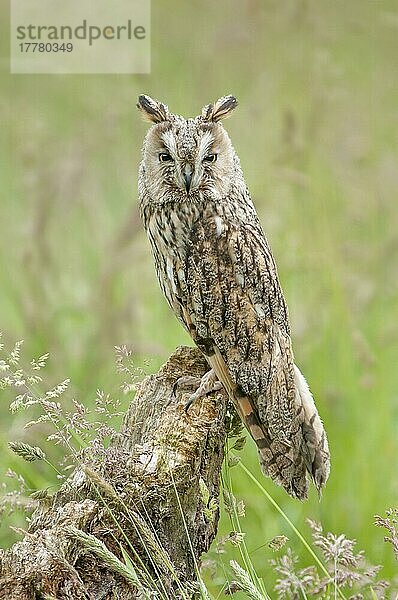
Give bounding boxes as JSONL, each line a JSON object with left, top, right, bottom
{"left": 183, "top": 163, "right": 193, "bottom": 193}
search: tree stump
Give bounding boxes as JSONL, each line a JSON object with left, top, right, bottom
{"left": 0, "top": 346, "right": 228, "bottom": 599}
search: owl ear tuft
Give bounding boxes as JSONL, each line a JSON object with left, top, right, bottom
{"left": 202, "top": 95, "right": 238, "bottom": 122}
{"left": 137, "top": 95, "right": 170, "bottom": 123}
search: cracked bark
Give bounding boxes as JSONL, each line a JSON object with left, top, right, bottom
{"left": 0, "top": 346, "right": 228, "bottom": 599}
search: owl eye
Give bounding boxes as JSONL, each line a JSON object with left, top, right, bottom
{"left": 203, "top": 153, "right": 218, "bottom": 163}
{"left": 159, "top": 152, "right": 173, "bottom": 162}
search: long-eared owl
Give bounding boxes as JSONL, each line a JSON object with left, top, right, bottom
{"left": 137, "top": 94, "right": 330, "bottom": 500}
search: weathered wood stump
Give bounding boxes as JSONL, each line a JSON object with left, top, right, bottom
{"left": 0, "top": 346, "right": 228, "bottom": 599}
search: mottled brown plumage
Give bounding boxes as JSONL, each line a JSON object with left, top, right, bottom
{"left": 137, "top": 94, "right": 330, "bottom": 499}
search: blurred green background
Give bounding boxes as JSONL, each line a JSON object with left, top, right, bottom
{"left": 1, "top": 0, "right": 397, "bottom": 593}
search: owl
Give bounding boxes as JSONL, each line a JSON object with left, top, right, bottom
{"left": 137, "top": 94, "right": 330, "bottom": 500}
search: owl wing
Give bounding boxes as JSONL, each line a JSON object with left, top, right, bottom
{"left": 174, "top": 212, "right": 313, "bottom": 497}
{"left": 183, "top": 213, "right": 296, "bottom": 418}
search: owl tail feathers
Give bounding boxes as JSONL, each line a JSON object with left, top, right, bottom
{"left": 236, "top": 370, "right": 330, "bottom": 501}
{"left": 293, "top": 364, "right": 331, "bottom": 496}
{"left": 255, "top": 434, "right": 309, "bottom": 501}
{"left": 236, "top": 396, "right": 309, "bottom": 500}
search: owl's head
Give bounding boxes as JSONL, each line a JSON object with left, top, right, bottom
{"left": 137, "top": 95, "right": 240, "bottom": 204}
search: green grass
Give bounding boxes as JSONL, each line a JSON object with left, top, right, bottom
{"left": 1, "top": 0, "right": 397, "bottom": 595}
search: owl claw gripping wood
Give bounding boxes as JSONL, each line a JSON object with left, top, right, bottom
{"left": 173, "top": 370, "right": 224, "bottom": 412}
{"left": 137, "top": 94, "right": 330, "bottom": 500}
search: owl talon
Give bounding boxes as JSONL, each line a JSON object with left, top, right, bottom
{"left": 184, "top": 395, "right": 196, "bottom": 412}
{"left": 172, "top": 375, "right": 202, "bottom": 399}
{"left": 183, "top": 369, "right": 223, "bottom": 412}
